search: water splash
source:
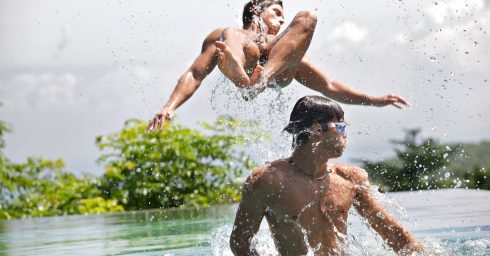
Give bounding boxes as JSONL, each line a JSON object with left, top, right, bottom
{"left": 209, "top": 76, "right": 296, "bottom": 165}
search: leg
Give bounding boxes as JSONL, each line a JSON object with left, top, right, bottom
{"left": 215, "top": 29, "right": 250, "bottom": 88}
{"left": 256, "top": 11, "right": 318, "bottom": 86}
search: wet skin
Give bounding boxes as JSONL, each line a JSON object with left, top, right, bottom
{"left": 230, "top": 122, "right": 423, "bottom": 255}
{"left": 147, "top": 4, "right": 409, "bottom": 132}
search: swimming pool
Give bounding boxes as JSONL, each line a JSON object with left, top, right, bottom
{"left": 0, "top": 189, "right": 488, "bottom": 255}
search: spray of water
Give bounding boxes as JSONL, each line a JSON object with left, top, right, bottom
{"left": 209, "top": 76, "right": 296, "bottom": 165}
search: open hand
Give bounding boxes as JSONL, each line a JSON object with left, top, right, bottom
{"left": 399, "top": 241, "right": 424, "bottom": 255}
{"left": 372, "top": 94, "right": 410, "bottom": 109}
{"left": 147, "top": 108, "right": 174, "bottom": 132}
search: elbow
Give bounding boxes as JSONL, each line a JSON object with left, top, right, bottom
{"left": 229, "top": 234, "right": 240, "bottom": 255}
{"left": 322, "top": 80, "right": 336, "bottom": 94}
{"left": 182, "top": 70, "right": 201, "bottom": 83}
{"left": 179, "top": 71, "right": 202, "bottom": 90}
{"left": 229, "top": 229, "right": 239, "bottom": 254}
{"left": 229, "top": 230, "right": 249, "bottom": 255}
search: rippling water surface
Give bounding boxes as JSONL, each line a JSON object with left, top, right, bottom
{"left": 1, "top": 189, "right": 489, "bottom": 255}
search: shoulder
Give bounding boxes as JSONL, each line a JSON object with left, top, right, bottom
{"left": 245, "top": 166, "right": 268, "bottom": 187}
{"left": 200, "top": 28, "right": 226, "bottom": 52}
{"left": 204, "top": 28, "right": 225, "bottom": 42}
{"left": 332, "top": 163, "right": 369, "bottom": 186}
{"left": 244, "top": 159, "right": 286, "bottom": 192}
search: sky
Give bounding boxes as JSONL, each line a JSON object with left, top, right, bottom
{"left": 0, "top": 0, "right": 489, "bottom": 175}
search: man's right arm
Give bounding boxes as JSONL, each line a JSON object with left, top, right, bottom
{"left": 230, "top": 168, "right": 268, "bottom": 256}
{"left": 148, "top": 28, "right": 223, "bottom": 131}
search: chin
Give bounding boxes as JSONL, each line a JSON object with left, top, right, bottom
{"left": 335, "top": 147, "right": 345, "bottom": 157}
{"left": 269, "top": 26, "right": 280, "bottom": 35}
{"left": 269, "top": 29, "right": 279, "bottom": 35}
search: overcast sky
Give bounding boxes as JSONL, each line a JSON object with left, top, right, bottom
{"left": 0, "top": 0, "right": 489, "bottom": 175}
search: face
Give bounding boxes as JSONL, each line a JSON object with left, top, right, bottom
{"left": 310, "top": 119, "right": 347, "bottom": 158}
{"left": 259, "top": 4, "right": 285, "bottom": 35}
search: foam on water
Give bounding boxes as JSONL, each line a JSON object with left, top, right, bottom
{"left": 210, "top": 217, "right": 490, "bottom": 256}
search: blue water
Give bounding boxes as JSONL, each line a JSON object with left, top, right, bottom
{"left": 0, "top": 189, "right": 489, "bottom": 255}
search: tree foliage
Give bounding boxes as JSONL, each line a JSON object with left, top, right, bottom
{"left": 96, "top": 117, "right": 254, "bottom": 210}
{"left": 1, "top": 114, "right": 255, "bottom": 219}
{"left": 362, "top": 129, "right": 489, "bottom": 192}
{"left": 0, "top": 157, "right": 123, "bottom": 219}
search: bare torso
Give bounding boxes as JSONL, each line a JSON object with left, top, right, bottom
{"left": 258, "top": 159, "right": 366, "bottom": 255}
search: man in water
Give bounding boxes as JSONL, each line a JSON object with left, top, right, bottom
{"left": 148, "top": 0, "right": 409, "bottom": 131}
{"left": 230, "top": 96, "right": 424, "bottom": 255}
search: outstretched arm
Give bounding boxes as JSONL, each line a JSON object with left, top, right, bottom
{"left": 294, "top": 57, "right": 409, "bottom": 108}
{"left": 353, "top": 174, "right": 423, "bottom": 255}
{"left": 148, "top": 28, "right": 223, "bottom": 131}
{"left": 230, "top": 169, "right": 268, "bottom": 256}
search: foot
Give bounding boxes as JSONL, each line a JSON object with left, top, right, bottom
{"left": 215, "top": 41, "right": 250, "bottom": 87}
{"left": 249, "top": 64, "right": 264, "bottom": 86}
{"left": 242, "top": 65, "right": 267, "bottom": 101}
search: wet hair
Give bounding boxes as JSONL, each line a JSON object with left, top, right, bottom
{"left": 283, "top": 96, "right": 344, "bottom": 149}
{"left": 242, "top": 0, "right": 283, "bottom": 29}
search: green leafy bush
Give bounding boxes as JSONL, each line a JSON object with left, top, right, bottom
{"left": 96, "top": 117, "right": 254, "bottom": 210}
{"left": 0, "top": 113, "right": 122, "bottom": 219}
{"left": 0, "top": 157, "right": 123, "bottom": 219}
{"left": 0, "top": 108, "right": 257, "bottom": 219}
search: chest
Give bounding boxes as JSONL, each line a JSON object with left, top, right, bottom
{"left": 270, "top": 175, "right": 357, "bottom": 219}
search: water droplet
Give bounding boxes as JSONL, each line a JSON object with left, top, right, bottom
{"left": 474, "top": 41, "right": 479, "bottom": 46}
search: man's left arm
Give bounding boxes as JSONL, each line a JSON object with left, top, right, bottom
{"left": 352, "top": 171, "right": 423, "bottom": 254}
{"left": 294, "top": 58, "right": 409, "bottom": 108}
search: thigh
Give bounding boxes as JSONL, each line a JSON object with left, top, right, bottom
{"left": 263, "top": 11, "right": 317, "bottom": 86}
{"left": 266, "top": 11, "right": 316, "bottom": 53}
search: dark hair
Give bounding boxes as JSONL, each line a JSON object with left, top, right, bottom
{"left": 242, "top": 0, "right": 283, "bottom": 29}
{"left": 284, "top": 96, "right": 344, "bottom": 148}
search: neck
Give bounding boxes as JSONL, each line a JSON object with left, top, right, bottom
{"left": 290, "top": 144, "right": 330, "bottom": 178}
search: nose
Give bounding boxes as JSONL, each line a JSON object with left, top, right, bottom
{"left": 279, "top": 16, "right": 285, "bottom": 25}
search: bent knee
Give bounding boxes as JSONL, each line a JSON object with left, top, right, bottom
{"left": 293, "top": 10, "right": 318, "bottom": 30}
{"left": 297, "top": 10, "right": 317, "bottom": 20}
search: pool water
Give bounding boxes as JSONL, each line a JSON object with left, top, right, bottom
{"left": 1, "top": 189, "right": 489, "bottom": 255}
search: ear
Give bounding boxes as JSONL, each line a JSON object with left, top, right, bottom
{"left": 311, "top": 123, "right": 322, "bottom": 133}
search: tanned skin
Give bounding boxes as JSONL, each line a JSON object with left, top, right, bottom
{"left": 230, "top": 121, "right": 424, "bottom": 255}
{"left": 148, "top": 4, "right": 409, "bottom": 131}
